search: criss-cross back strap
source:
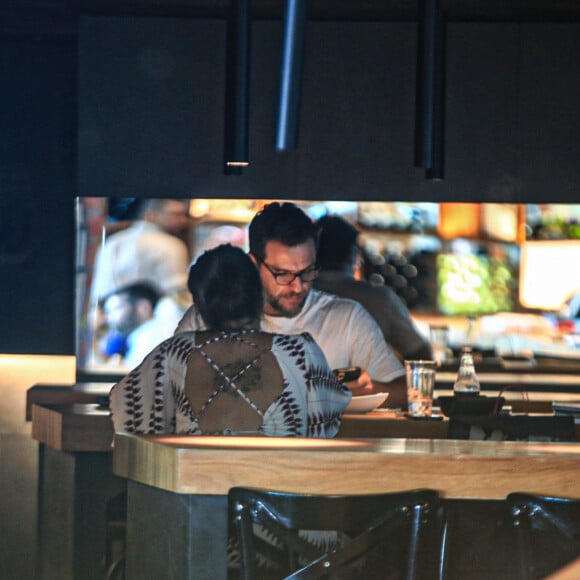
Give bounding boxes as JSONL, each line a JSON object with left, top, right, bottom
{"left": 192, "top": 330, "right": 278, "bottom": 420}
{"left": 197, "top": 347, "right": 267, "bottom": 417}
{"left": 186, "top": 330, "right": 284, "bottom": 433}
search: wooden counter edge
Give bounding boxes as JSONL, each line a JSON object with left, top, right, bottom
{"left": 31, "top": 403, "right": 114, "bottom": 452}
{"left": 26, "top": 382, "right": 113, "bottom": 421}
{"left": 112, "top": 433, "right": 580, "bottom": 500}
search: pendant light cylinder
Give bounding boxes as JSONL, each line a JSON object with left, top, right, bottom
{"left": 275, "top": 0, "right": 308, "bottom": 151}
{"left": 224, "top": 0, "right": 251, "bottom": 174}
{"left": 415, "top": 0, "right": 446, "bottom": 179}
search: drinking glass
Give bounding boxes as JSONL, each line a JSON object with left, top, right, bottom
{"left": 405, "top": 360, "right": 437, "bottom": 416}
{"left": 429, "top": 325, "right": 450, "bottom": 366}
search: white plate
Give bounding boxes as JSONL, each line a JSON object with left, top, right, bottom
{"left": 345, "top": 392, "right": 389, "bottom": 414}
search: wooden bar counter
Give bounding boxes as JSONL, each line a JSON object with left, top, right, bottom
{"left": 113, "top": 433, "right": 580, "bottom": 580}
{"left": 26, "top": 382, "right": 113, "bottom": 421}
{"left": 32, "top": 402, "right": 114, "bottom": 452}
{"left": 113, "top": 433, "right": 580, "bottom": 500}
{"left": 30, "top": 394, "right": 580, "bottom": 579}
{"left": 30, "top": 401, "right": 580, "bottom": 450}
{"left": 32, "top": 403, "right": 124, "bottom": 580}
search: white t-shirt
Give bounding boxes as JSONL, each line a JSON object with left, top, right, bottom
{"left": 175, "top": 289, "right": 404, "bottom": 383}
{"left": 121, "top": 296, "right": 188, "bottom": 369}
{"left": 90, "top": 221, "right": 189, "bottom": 305}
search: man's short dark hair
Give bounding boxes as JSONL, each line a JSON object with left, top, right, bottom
{"left": 103, "top": 282, "right": 161, "bottom": 309}
{"left": 248, "top": 202, "right": 318, "bottom": 261}
{"left": 316, "top": 215, "right": 360, "bottom": 271}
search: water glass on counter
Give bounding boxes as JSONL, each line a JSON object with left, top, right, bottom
{"left": 405, "top": 360, "right": 437, "bottom": 416}
{"left": 429, "top": 325, "right": 450, "bottom": 365}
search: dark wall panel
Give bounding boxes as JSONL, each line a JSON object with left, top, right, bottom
{"left": 443, "top": 23, "right": 519, "bottom": 202}
{"left": 518, "top": 24, "right": 580, "bottom": 203}
{"left": 0, "top": 30, "right": 76, "bottom": 355}
{"left": 296, "top": 22, "right": 420, "bottom": 200}
{"left": 80, "top": 18, "right": 557, "bottom": 203}
{"left": 78, "top": 17, "right": 299, "bottom": 199}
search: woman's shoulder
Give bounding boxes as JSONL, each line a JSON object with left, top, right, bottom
{"left": 271, "top": 331, "right": 315, "bottom": 343}
{"left": 271, "top": 332, "right": 327, "bottom": 362}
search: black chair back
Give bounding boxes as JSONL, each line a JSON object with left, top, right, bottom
{"left": 228, "top": 487, "right": 443, "bottom": 580}
{"left": 506, "top": 492, "right": 580, "bottom": 580}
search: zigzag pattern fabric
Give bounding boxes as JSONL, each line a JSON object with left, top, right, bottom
{"left": 110, "top": 330, "right": 351, "bottom": 438}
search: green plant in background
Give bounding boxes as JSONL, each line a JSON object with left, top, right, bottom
{"left": 437, "top": 254, "right": 514, "bottom": 316}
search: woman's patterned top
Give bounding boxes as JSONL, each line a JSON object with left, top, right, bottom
{"left": 110, "top": 330, "right": 352, "bottom": 438}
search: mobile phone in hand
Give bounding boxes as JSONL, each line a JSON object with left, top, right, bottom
{"left": 334, "top": 367, "right": 362, "bottom": 382}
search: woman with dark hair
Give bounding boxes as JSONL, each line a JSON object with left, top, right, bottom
{"left": 110, "top": 244, "right": 351, "bottom": 437}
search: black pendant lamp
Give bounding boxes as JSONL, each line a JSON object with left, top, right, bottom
{"left": 224, "top": 0, "right": 251, "bottom": 175}
{"left": 275, "top": 0, "right": 308, "bottom": 151}
{"left": 414, "top": 0, "right": 446, "bottom": 180}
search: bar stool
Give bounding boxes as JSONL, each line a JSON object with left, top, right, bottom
{"left": 228, "top": 487, "right": 444, "bottom": 579}
{"left": 506, "top": 492, "right": 580, "bottom": 580}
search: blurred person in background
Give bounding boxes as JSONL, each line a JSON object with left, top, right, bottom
{"left": 314, "top": 215, "right": 433, "bottom": 362}
{"left": 176, "top": 202, "right": 407, "bottom": 408}
{"left": 110, "top": 244, "right": 351, "bottom": 436}
{"left": 89, "top": 198, "right": 191, "bottom": 363}
{"left": 99, "top": 282, "right": 163, "bottom": 369}
{"left": 91, "top": 198, "right": 190, "bottom": 302}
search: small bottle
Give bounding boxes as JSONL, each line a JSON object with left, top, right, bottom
{"left": 464, "top": 316, "right": 477, "bottom": 348}
{"left": 453, "top": 346, "right": 480, "bottom": 396}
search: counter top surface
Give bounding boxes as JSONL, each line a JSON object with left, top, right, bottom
{"left": 30, "top": 400, "right": 580, "bottom": 500}
{"left": 31, "top": 403, "right": 113, "bottom": 452}
{"left": 112, "top": 432, "right": 580, "bottom": 499}
{"left": 30, "top": 391, "right": 580, "bottom": 452}
{"left": 26, "top": 382, "right": 113, "bottom": 420}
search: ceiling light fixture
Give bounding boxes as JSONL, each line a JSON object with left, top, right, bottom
{"left": 224, "top": 0, "right": 251, "bottom": 174}
{"left": 414, "top": 0, "right": 446, "bottom": 180}
{"left": 275, "top": 0, "right": 308, "bottom": 151}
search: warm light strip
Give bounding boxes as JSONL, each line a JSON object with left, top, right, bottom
{"left": 151, "top": 436, "right": 368, "bottom": 449}
{"left": 0, "top": 354, "right": 76, "bottom": 383}
{"left": 520, "top": 240, "right": 580, "bottom": 310}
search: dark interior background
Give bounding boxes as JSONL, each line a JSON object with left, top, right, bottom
{"left": 1, "top": 1, "right": 580, "bottom": 354}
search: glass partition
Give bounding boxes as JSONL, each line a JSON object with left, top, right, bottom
{"left": 76, "top": 199, "right": 579, "bottom": 376}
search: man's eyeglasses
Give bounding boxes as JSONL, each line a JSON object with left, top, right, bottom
{"left": 259, "top": 260, "right": 319, "bottom": 286}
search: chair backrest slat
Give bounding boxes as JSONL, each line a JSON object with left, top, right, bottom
{"left": 228, "top": 487, "right": 443, "bottom": 580}
{"left": 506, "top": 492, "right": 580, "bottom": 580}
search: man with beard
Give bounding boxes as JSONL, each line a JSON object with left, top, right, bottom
{"left": 175, "top": 202, "right": 406, "bottom": 406}
{"left": 99, "top": 282, "right": 162, "bottom": 369}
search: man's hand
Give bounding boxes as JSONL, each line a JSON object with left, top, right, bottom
{"left": 344, "top": 368, "right": 374, "bottom": 396}
{"left": 344, "top": 369, "right": 408, "bottom": 410}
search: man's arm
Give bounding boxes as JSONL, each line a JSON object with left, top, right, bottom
{"left": 369, "top": 376, "right": 408, "bottom": 410}
{"left": 344, "top": 371, "right": 407, "bottom": 410}
{"left": 344, "top": 301, "right": 407, "bottom": 407}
